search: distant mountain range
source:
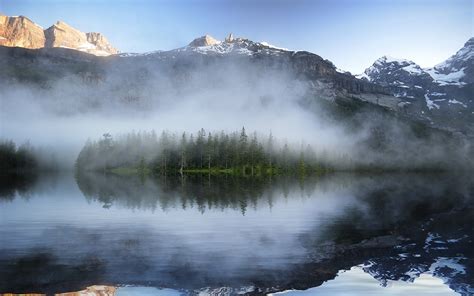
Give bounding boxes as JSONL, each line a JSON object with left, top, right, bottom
{"left": 1, "top": 14, "right": 472, "bottom": 136}
{"left": 0, "top": 14, "right": 117, "bottom": 55}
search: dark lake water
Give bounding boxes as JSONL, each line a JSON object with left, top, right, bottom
{"left": 0, "top": 172, "right": 472, "bottom": 295}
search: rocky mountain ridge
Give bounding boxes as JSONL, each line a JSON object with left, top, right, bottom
{"left": 0, "top": 14, "right": 118, "bottom": 56}
{"left": 359, "top": 38, "right": 473, "bottom": 87}
{"left": 116, "top": 33, "right": 389, "bottom": 104}
{"left": 357, "top": 38, "right": 474, "bottom": 134}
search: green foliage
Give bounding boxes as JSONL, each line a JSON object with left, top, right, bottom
{"left": 76, "top": 129, "right": 332, "bottom": 177}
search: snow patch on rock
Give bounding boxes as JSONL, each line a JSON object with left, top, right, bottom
{"left": 424, "top": 94, "right": 440, "bottom": 110}
{"left": 425, "top": 68, "right": 466, "bottom": 86}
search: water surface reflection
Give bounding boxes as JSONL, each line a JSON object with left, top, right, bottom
{"left": 0, "top": 172, "right": 472, "bottom": 295}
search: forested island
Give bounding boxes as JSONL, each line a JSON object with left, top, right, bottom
{"left": 75, "top": 128, "right": 332, "bottom": 177}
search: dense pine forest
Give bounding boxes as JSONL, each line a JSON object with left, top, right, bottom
{"left": 75, "top": 128, "right": 332, "bottom": 176}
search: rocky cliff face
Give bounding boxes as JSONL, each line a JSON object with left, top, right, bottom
{"left": 44, "top": 21, "right": 118, "bottom": 56}
{"left": 0, "top": 14, "right": 118, "bottom": 56}
{"left": 45, "top": 21, "right": 88, "bottom": 48}
{"left": 0, "top": 15, "right": 45, "bottom": 49}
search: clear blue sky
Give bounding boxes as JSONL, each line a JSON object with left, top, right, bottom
{"left": 1, "top": 0, "right": 472, "bottom": 73}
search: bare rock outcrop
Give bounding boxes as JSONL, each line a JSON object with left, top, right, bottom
{"left": 0, "top": 14, "right": 118, "bottom": 56}
{"left": 188, "top": 34, "right": 220, "bottom": 47}
{"left": 0, "top": 15, "right": 45, "bottom": 48}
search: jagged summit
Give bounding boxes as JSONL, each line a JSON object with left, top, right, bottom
{"left": 174, "top": 33, "right": 293, "bottom": 57}
{"left": 225, "top": 33, "right": 234, "bottom": 42}
{"left": 0, "top": 14, "right": 118, "bottom": 55}
{"left": 188, "top": 34, "right": 220, "bottom": 47}
{"left": 187, "top": 33, "right": 256, "bottom": 48}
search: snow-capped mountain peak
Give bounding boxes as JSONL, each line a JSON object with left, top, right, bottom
{"left": 360, "top": 37, "right": 473, "bottom": 86}
{"left": 117, "top": 34, "right": 295, "bottom": 59}
{"left": 372, "top": 56, "right": 421, "bottom": 73}
{"left": 375, "top": 55, "right": 412, "bottom": 66}
{"left": 356, "top": 37, "right": 473, "bottom": 134}
{"left": 360, "top": 55, "right": 426, "bottom": 84}
{"left": 433, "top": 37, "right": 474, "bottom": 72}
{"left": 174, "top": 34, "right": 293, "bottom": 56}
{"left": 424, "top": 37, "right": 473, "bottom": 86}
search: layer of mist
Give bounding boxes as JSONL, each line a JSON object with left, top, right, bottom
{"left": 1, "top": 55, "right": 472, "bottom": 170}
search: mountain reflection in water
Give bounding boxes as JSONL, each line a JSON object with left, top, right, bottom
{"left": 0, "top": 172, "right": 472, "bottom": 295}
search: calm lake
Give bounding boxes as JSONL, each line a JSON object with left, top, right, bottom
{"left": 0, "top": 172, "right": 472, "bottom": 295}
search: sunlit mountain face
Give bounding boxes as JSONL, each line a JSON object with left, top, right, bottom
{"left": 1, "top": 1, "right": 473, "bottom": 295}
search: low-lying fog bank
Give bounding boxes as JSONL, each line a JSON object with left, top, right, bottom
{"left": 1, "top": 58, "right": 472, "bottom": 170}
